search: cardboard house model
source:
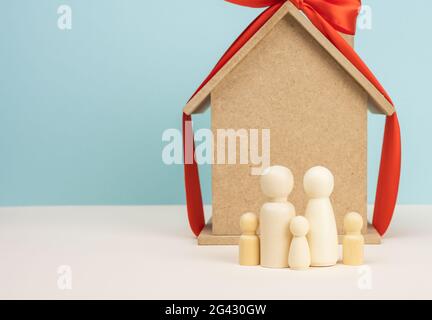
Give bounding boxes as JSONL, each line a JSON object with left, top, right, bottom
{"left": 183, "top": 3, "right": 395, "bottom": 245}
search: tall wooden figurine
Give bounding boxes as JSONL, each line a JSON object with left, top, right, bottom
{"left": 304, "top": 166, "right": 339, "bottom": 267}
{"left": 260, "top": 166, "right": 296, "bottom": 268}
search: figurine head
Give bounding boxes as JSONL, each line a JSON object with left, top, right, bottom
{"left": 260, "top": 166, "right": 294, "bottom": 200}
{"left": 240, "top": 212, "right": 259, "bottom": 234}
{"left": 290, "top": 216, "right": 310, "bottom": 237}
{"left": 344, "top": 212, "right": 363, "bottom": 234}
{"left": 303, "top": 166, "right": 334, "bottom": 198}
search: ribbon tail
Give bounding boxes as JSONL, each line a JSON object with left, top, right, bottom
{"left": 302, "top": 4, "right": 393, "bottom": 104}
{"left": 373, "top": 113, "right": 401, "bottom": 235}
{"left": 183, "top": 4, "right": 283, "bottom": 237}
{"left": 183, "top": 113, "right": 205, "bottom": 237}
{"left": 302, "top": 4, "right": 401, "bottom": 235}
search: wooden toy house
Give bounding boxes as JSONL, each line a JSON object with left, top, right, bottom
{"left": 183, "top": 3, "right": 395, "bottom": 245}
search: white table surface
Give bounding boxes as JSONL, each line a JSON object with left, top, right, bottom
{"left": 0, "top": 205, "right": 431, "bottom": 300}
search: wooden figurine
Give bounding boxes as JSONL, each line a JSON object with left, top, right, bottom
{"left": 343, "top": 212, "right": 365, "bottom": 266}
{"left": 304, "top": 166, "right": 339, "bottom": 267}
{"left": 260, "top": 166, "right": 296, "bottom": 268}
{"left": 239, "top": 212, "right": 260, "bottom": 266}
{"left": 183, "top": 2, "right": 399, "bottom": 246}
{"left": 288, "top": 216, "right": 311, "bottom": 270}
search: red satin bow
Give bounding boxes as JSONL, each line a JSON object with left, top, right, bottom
{"left": 227, "top": 0, "right": 361, "bottom": 35}
{"left": 184, "top": 0, "right": 401, "bottom": 237}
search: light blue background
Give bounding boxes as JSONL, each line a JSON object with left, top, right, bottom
{"left": 0, "top": 0, "right": 428, "bottom": 206}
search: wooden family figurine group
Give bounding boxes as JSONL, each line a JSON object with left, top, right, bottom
{"left": 239, "top": 165, "right": 364, "bottom": 270}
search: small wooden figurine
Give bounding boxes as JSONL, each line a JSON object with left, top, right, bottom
{"left": 239, "top": 212, "right": 260, "bottom": 266}
{"left": 288, "top": 216, "right": 311, "bottom": 270}
{"left": 304, "top": 166, "right": 339, "bottom": 267}
{"left": 260, "top": 166, "right": 296, "bottom": 268}
{"left": 343, "top": 212, "right": 364, "bottom": 266}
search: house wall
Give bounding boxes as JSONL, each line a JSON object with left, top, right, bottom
{"left": 211, "top": 14, "right": 368, "bottom": 235}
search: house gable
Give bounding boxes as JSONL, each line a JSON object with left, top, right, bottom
{"left": 183, "top": 1, "right": 394, "bottom": 116}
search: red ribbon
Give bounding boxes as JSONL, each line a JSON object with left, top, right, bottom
{"left": 183, "top": 0, "right": 401, "bottom": 236}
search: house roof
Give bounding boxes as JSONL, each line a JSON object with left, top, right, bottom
{"left": 183, "top": 2, "right": 395, "bottom": 116}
